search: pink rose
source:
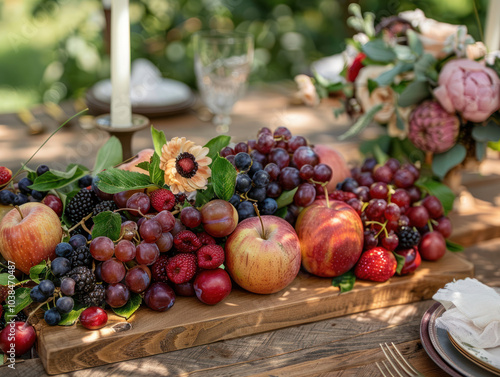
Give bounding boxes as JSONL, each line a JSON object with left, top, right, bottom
{"left": 433, "top": 59, "right": 500, "bottom": 122}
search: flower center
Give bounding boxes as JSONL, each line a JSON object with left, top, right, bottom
{"left": 176, "top": 152, "right": 198, "bottom": 178}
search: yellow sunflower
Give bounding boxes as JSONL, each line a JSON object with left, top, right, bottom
{"left": 159, "top": 137, "right": 212, "bottom": 194}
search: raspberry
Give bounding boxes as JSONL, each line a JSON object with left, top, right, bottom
{"left": 0, "top": 167, "right": 12, "bottom": 186}
{"left": 150, "top": 189, "right": 176, "bottom": 212}
{"left": 151, "top": 255, "right": 169, "bottom": 283}
{"left": 196, "top": 245, "right": 225, "bottom": 269}
{"left": 197, "top": 232, "right": 216, "bottom": 245}
{"left": 173, "top": 230, "right": 202, "bottom": 252}
{"left": 166, "top": 253, "right": 197, "bottom": 284}
{"left": 175, "top": 193, "right": 187, "bottom": 204}
{"left": 397, "top": 226, "right": 421, "bottom": 249}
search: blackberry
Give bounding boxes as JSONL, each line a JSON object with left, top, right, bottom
{"left": 93, "top": 200, "right": 117, "bottom": 216}
{"left": 67, "top": 266, "right": 96, "bottom": 294}
{"left": 70, "top": 245, "right": 92, "bottom": 268}
{"left": 0, "top": 311, "right": 28, "bottom": 330}
{"left": 397, "top": 226, "right": 421, "bottom": 249}
{"left": 78, "top": 284, "right": 105, "bottom": 307}
{"left": 65, "top": 188, "right": 99, "bottom": 225}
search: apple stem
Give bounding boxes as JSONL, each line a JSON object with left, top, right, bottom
{"left": 323, "top": 186, "right": 330, "bottom": 209}
{"left": 253, "top": 203, "right": 267, "bottom": 240}
{"left": 14, "top": 205, "right": 24, "bottom": 220}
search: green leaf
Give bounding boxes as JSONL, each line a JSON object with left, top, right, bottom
{"left": 331, "top": 270, "right": 356, "bottom": 293}
{"left": 274, "top": 206, "right": 288, "bottom": 219}
{"left": 136, "top": 161, "right": 150, "bottom": 171}
{"left": 397, "top": 80, "right": 430, "bottom": 107}
{"left": 112, "top": 292, "right": 142, "bottom": 319}
{"left": 204, "top": 135, "right": 231, "bottom": 163}
{"left": 359, "top": 135, "right": 392, "bottom": 156}
{"left": 29, "top": 164, "right": 90, "bottom": 191}
{"left": 362, "top": 40, "right": 396, "bottom": 62}
{"left": 375, "top": 63, "right": 413, "bottom": 86}
{"left": 151, "top": 125, "right": 167, "bottom": 157}
{"left": 394, "top": 252, "right": 405, "bottom": 275}
{"left": 415, "top": 177, "right": 455, "bottom": 215}
{"left": 93, "top": 136, "right": 123, "bottom": 174}
{"left": 339, "top": 103, "right": 383, "bottom": 141}
{"left": 29, "top": 260, "right": 47, "bottom": 284}
{"left": 407, "top": 30, "right": 423, "bottom": 56}
{"left": 432, "top": 144, "right": 467, "bottom": 180}
{"left": 414, "top": 53, "right": 436, "bottom": 81}
{"left": 393, "top": 45, "right": 415, "bottom": 62}
{"left": 149, "top": 153, "right": 165, "bottom": 187}
{"left": 7, "top": 288, "right": 32, "bottom": 319}
{"left": 195, "top": 184, "right": 215, "bottom": 207}
{"left": 211, "top": 156, "right": 237, "bottom": 201}
{"left": 0, "top": 273, "right": 18, "bottom": 286}
{"left": 276, "top": 187, "right": 298, "bottom": 209}
{"left": 395, "top": 108, "right": 405, "bottom": 131}
{"left": 59, "top": 306, "right": 87, "bottom": 326}
{"left": 446, "top": 239, "right": 464, "bottom": 252}
{"left": 92, "top": 211, "right": 122, "bottom": 241}
{"left": 476, "top": 141, "right": 487, "bottom": 161}
{"left": 96, "top": 168, "right": 155, "bottom": 194}
{"left": 373, "top": 144, "right": 388, "bottom": 164}
{"left": 472, "top": 122, "right": 500, "bottom": 142}
{"left": 24, "top": 166, "right": 38, "bottom": 182}
{"left": 367, "top": 79, "right": 378, "bottom": 94}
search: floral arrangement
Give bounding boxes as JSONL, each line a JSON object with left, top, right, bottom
{"left": 297, "top": 5, "right": 500, "bottom": 187}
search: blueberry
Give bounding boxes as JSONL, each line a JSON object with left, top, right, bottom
{"left": 55, "top": 242, "right": 73, "bottom": 258}
{"left": 31, "top": 190, "right": 46, "bottom": 201}
{"left": 248, "top": 161, "right": 263, "bottom": 178}
{"left": 13, "top": 193, "right": 29, "bottom": 206}
{"left": 44, "top": 307, "right": 61, "bottom": 326}
{"left": 0, "top": 190, "right": 15, "bottom": 205}
{"left": 30, "top": 286, "right": 48, "bottom": 303}
{"left": 18, "top": 177, "right": 33, "bottom": 195}
{"left": 69, "top": 234, "right": 87, "bottom": 250}
{"left": 78, "top": 175, "right": 93, "bottom": 188}
{"left": 235, "top": 174, "right": 252, "bottom": 193}
{"left": 237, "top": 201, "right": 255, "bottom": 221}
{"left": 56, "top": 296, "right": 74, "bottom": 314}
{"left": 229, "top": 194, "right": 241, "bottom": 208}
{"left": 259, "top": 198, "right": 278, "bottom": 215}
{"left": 252, "top": 170, "right": 270, "bottom": 188}
{"left": 248, "top": 187, "right": 266, "bottom": 202}
{"left": 51, "top": 257, "right": 71, "bottom": 277}
{"left": 60, "top": 277, "right": 76, "bottom": 296}
{"left": 36, "top": 165, "right": 50, "bottom": 176}
{"left": 38, "top": 280, "right": 55, "bottom": 296}
{"left": 234, "top": 153, "right": 252, "bottom": 171}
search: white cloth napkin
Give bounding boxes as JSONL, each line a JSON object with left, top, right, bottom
{"left": 433, "top": 278, "right": 500, "bottom": 348}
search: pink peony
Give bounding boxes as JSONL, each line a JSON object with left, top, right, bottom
{"left": 408, "top": 100, "right": 460, "bottom": 154}
{"left": 433, "top": 59, "right": 500, "bottom": 123}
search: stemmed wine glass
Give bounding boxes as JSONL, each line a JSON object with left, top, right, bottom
{"left": 193, "top": 31, "right": 254, "bottom": 133}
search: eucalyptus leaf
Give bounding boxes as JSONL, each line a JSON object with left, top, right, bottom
{"left": 414, "top": 53, "right": 436, "bottom": 81}
{"left": 398, "top": 80, "right": 430, "bottom": 107}
{"left": 59, "top": 306, "right": 87, "bottom": 326}
{"left": 407, "top": 29, "right": 423, "bottom": 56}
{"left": 375, "top": 63, "right": 413, "bottom": 86}
{"left": 276, "top": 187, "right": 298, "bottom": 209}
{"left": 393, "top": 45, "right": 415, "bottom": 62}
{"left": 149, "top": 153, "right": 165, "bottom": 187}
{"left": 471, "top": 122, "right": 500, "bottom": 142}
{"left": 93, "top": 136, "right": 123, "bottom": 174}
{"left": 331, "top": 270, "right": 356, "bottom": 293}
{"left": 92, "top": 211, "right": 122, "bottom": 241}
{"left": 395, "top": 108, "right": 405, "bottom": 131}
{"left": 96, "top": 168, "right": 155, "bottom": 194}
{"left": 362, "top": 40, "right": 396, "bottom": 62}
{"left": 476, "top": 141, "right": 487, "bottom": 161}
{"left": 112, "top": 292, "right": 142, "bottom": 319}
{"left": 431, "top": 144, "right": 467, "bottom": 180}
{"left": 415, "top": 177, "right": 455, "bottom": 215}
{"left": 339, "top": 103, "right": 383, "bottom": 141}
{"left": 204, "top": 135, "right": 231, "bottom": 163}
{"left": 394, "top": 252, "right": 405, "bottom": 275}
{"left": 151, "top": 126, "right": 167, "bottom": 157}
{"left": 211, "top": 156, "right": 237, "bottom": 201}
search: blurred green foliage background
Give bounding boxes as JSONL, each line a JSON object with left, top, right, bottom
{"left": 0, "top": 0, "right": 488, "bottom": 112}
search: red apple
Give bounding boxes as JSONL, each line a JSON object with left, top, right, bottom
{"left": 225, "top": 215, "right": 301, "bottom": 294}
{"left": 295, "top": 199, "right": 363, "bottom": 277}
{"left": 0, "top": 202, "right": 62, "bottom": 274}
{"left": 193, "top": 268, "right": 232, "bottom": 305}
{"left": 0, "top": 321, "right": 37, "bottom": 356}
{"left": 313, "top": 144, "right": 351, "bottom": 192}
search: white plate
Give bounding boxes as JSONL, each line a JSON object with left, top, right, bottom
{"left": 450, "top": 333, "right": 500, "bottom": 375}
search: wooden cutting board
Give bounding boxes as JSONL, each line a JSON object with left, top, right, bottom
{"left": 37, "top": 251, "right": 473, "bottom": 375}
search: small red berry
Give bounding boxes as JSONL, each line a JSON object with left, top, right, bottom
{"left": 197, "top": 232, "right": 216, "bottom": 245}
{"left": 173, "top": 230, "right": 202, "bottom": 252}
{"left": 347, "top": 52, "right": 366, "bottom": 82}
{"left": 166, "top": 253, "right": 197, "bottom": 284}
{"left": 150, "top": 189, "right": 176, "bottom": 212}
{"left": 151, "top": 254, "right": 169, "bottom": 283}
{"left": 0, "top": 167, "right": 12, "bottom": 186}
{"left": 196, "top": 245, "right": 225, "bottom": 269}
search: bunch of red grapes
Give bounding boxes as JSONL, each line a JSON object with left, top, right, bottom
{"left": 337, "top": 157, "right": 452, "bottom": 263}
{"left": 221, "top": 126, "right": 333, "bottom": 225}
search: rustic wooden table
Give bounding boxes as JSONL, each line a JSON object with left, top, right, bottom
{"left": 1, "top": 85, "right": 500, "bottom": 376}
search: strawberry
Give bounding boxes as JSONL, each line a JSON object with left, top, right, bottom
{"left": 354, "top": 247, "right": 397, "bottom": 282}
{"left": 347, "top": 52, "right": 366, "bottom": 82}
{"left": 150, "top": 189, "right": 176, "bottom": 212}
{"left": 173, "top": 230, "right": 202, "bottom": 253}
{"left": 196, "top": 245, "right": 225, "bottom": 269}
{"left": 0, "top": 167, "right": 12, "bottom": 186}
{"left": 166, "top": 253, "right": 197, "bottom": 284}
{"left": 151, "top": 255, "right": 169, "bottom": 283}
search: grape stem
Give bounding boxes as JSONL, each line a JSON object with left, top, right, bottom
{"left": 68, "top": 212, "right": 94, "bottom": 234}
{"left": 427, "top": 219, "right": 434, "bottom": 232}
{"left": 252, "top": 203, "right": 267, "bottom": 240}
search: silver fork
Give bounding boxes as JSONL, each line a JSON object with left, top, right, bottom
{"left": 376, "top": 342, "right": 424, "bottom": 377}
